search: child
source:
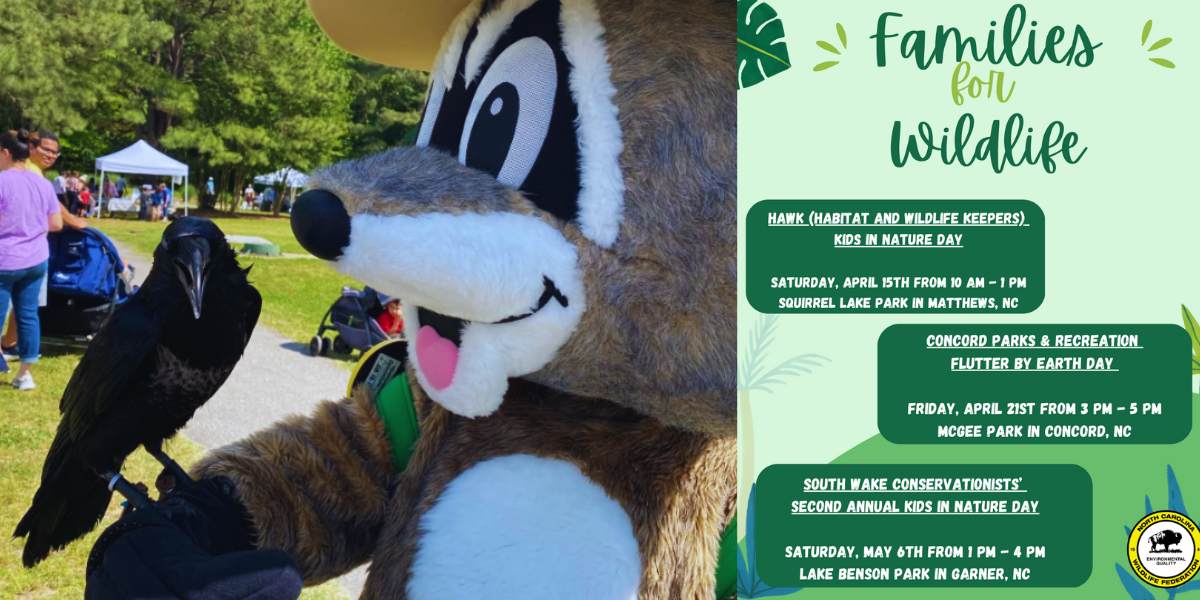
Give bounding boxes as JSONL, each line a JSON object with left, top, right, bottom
{"left": 78, "top": 185, "right": 91, "bottom": 217}
{"left": 376, "top": 298, "right": 404, "bottom": 338}
{"left": 150, "top": 186, "right": 163, "bottom": 222}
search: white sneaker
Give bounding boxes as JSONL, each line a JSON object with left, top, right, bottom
{"left": 11, "top": 374, "right": 34, "bottom": 391}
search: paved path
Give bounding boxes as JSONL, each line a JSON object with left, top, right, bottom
{"left": 114, "top": 241, "right": 370, "bottom": 598}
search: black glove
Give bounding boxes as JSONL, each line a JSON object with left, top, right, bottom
{"left": 85, "top": 476, "right": 303, "bottom": 600}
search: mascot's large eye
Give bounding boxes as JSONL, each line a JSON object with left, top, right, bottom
{"left": 458, "top": 37, "right": 556, "bottom": 189}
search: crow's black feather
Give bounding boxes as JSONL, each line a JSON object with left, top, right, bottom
{"left": 14, "top": 218, "right": 261, "bottom": 568}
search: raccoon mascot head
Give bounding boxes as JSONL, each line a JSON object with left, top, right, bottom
{"left": 294, "top": 0, "right": 734, "bottom": 437}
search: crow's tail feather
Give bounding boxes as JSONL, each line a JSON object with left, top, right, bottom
{"left": 13, "top": 449, "right": 113, "bottom": 568}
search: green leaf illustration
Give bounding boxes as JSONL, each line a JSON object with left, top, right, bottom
{"left": 1140, "top": 20, "right": 1178, "bottom": 69}
{"left": 1116, "top": 563, "right": 1155, "bottom": 600}
{"left": 813, "top": 24, "right": 848, "bottom": 72}
{"left": 1184, "top": 304, "right": 1200, "bottom": 374}
{"left": 816, "top": 40, "right": 840, "bottom": 55}
{"left": 738, "top": 0, "right": 791, "bottom": 90}
{"left": 1148, "top": 37, "right": 1172, "bottom": 51}
{"left": 1167, "top": 465, "right": 1189, "bottom": 517}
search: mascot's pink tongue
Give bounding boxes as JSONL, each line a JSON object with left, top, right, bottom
{"left": 416, "top": 325, "right": 458, "bottom": 390}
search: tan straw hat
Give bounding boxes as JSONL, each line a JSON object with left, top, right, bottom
{"left": 306, "top": 0, "right": 473, "bottom": 71}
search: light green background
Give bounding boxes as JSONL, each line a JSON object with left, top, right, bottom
{"left": 739, "top": 0, "right": 1198, "bottom": 595}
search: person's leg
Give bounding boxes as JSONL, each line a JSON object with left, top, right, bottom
{"left": 0, "top": 274, "right": 15, "bottom": 374}
{"left": 12, "top": 262, "right": 47, "bottom": 382}
{"left": 2, "top": 310, "right": 16, "bottom": 348}
{"left": 11, "top": 274, "right": 50, "bottom": 362}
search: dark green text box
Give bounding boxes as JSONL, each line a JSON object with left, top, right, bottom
{"left": 878, "top": 325, "right": 1193, "bottom": 444}
{"left": 756, "top": 464, "right": 1092, "bottom": 588}
{"left": 745, "top": 200, "right": 1044, "bottom": 313}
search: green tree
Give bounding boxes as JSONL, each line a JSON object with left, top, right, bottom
{"left": 0, "top": 0, "right": 153, "bottom": 135}
{"left": 344, "top": 58, "right": 428, "bottom": 158}
{"left": 160, "top": 0, "right": 350, "bottom": 214}
{"left": 0, "top": 0, "right": 427, "bottom": 209}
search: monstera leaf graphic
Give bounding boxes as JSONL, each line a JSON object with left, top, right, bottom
{"left": 738, "top": 0, "right": 791, "bottom": 89}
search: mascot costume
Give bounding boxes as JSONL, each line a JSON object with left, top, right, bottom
{"left": 85, "top": 0, "right": 736, "bottom": 598}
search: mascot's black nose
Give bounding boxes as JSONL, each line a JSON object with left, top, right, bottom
{"left": 292, "top": 189, "right": 351, "bottom": 261}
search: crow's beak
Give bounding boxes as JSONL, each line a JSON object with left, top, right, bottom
{"left": 174, "top": 239, "right": 210, "bottom": 319}
{"left": 187, "top": 251, "right": 207, "bottom": 319}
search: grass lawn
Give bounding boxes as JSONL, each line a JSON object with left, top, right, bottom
{"left": 0, "top": 350, "right": 350, "bottom": 599}
{"left": 92, "top": 215, "right": 365, "bottom": 358}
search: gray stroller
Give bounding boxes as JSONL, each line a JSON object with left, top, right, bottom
{"left": 309, "top": 286, "right": 392, "bottom": 356}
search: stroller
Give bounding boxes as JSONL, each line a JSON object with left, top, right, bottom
{"left": 310, "top": 286, "right": 393, "bottom": 356}
{"left": 39, "top": 227, "right": 135, "bottom": 346}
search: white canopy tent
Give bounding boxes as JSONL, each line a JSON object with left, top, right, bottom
{"left": 254, "top": 167, "right": 308, "bottom": 188}
{"left": 254, "top": 167, "right": 309, "bottom": 205}
{"left": 94, "top": 140, "right": 190, "bottom": 217}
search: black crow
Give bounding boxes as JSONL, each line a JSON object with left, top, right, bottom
{"left": 14, "top": 217, "right": 261, "bottom": 567}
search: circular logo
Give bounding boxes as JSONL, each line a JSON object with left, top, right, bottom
{"left": 1128, "top": 511, "right": 1199, "bottom": 588}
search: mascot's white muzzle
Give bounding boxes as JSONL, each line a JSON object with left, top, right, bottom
{"left": 324, "top": 209, "right": 584, "bottom": 418}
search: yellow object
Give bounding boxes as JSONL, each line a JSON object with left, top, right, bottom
{"left": 307, "top": 0, "right": 471, "bottom": 70}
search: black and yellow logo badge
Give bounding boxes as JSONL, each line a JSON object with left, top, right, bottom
{"left": 1128, "top": 511, "right": 1199, "bottom": 588}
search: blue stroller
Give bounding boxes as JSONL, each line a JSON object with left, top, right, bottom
{"left": 38, "top": 227, "right": 135, "bottom": 346}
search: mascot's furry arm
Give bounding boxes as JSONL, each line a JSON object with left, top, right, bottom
{"left": 191, "top": 387, "right": 395, "bottom": 585}
{"left": 189, "top": 373, "right": 737, "bottom": 598}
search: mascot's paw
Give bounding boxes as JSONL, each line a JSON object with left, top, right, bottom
{"left": 85, "top": 477, "right": 302, "bottom": 600}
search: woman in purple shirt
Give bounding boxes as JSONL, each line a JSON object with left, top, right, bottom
{"left": 0, "top": 130, "right": 63, "bottom": 390}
